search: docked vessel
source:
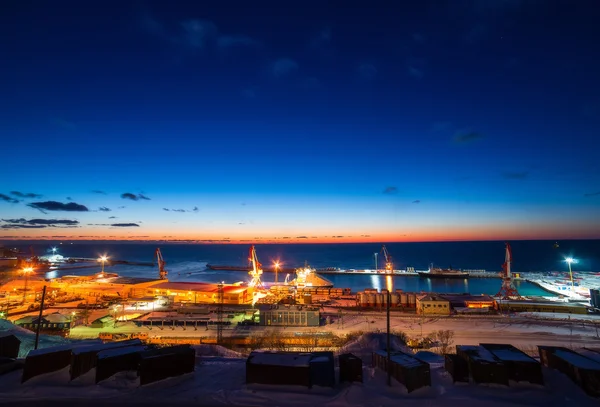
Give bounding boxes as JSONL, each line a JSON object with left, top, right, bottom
{"left": 287, "top": 264, "right": 334, "bottom": 288}
{"left": 532, "top": 279, "right": 591, "bottom": 302}
{"left": 418, "top": 265, "right": 469, "bottom": 279}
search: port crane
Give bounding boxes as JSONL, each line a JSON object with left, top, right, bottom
{"left": 380, "top": 245, "right": 393, "bottom": 273}
{"left": 248, "top": 245, "right": 264, "bottom": 289}
{"left": 496, "top": 242, "right": 521, "bottom": 299}
{"left": 154, "top": 248, "right": 168, "bottom": 280}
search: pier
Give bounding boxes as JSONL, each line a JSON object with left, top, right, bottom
{"left": 207, "top": 264, "right": 503, "bottom": 278}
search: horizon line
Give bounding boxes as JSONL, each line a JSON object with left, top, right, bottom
{"left": 0, "top": 238, "right": 596, "bottom": 245}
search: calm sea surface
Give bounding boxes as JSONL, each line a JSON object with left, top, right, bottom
{"left": 9, "top": 240, "right": 600, "bottom": 296}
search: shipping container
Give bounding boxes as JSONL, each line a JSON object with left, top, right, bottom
{"left": 138, "top": 345, "right": 196, "bottom": 386}
{"left": 538, "top": 346, "right": 600, "bottom": 398}
{"left": 456, "top": 345, "right": 509, "bottom": 386}
{"left": 246, "top": 351, "right": 312, "bottom": 387}
{"left": 0, "top": 334, "right": 20, "bottom": 359}
{"left": 95, "top": 345, "right": 147, "bottom": 384}
{"left": 246, "top": 351, "right": 335, "bottom": 388}
{"left": 445, "top": 354, "right": 469, "bottom": 382}
{"left": 309, "top": 351, "right": 335, "bottom": 388}
{"left": 373, "top": 350, "right": 431, "bottom": 393}
{"left": 339, "top": 353, "right": 362, "bottom": 383}
{"left": 480, "top": 343, "right": 543, "bottom": 385}
{"left": 69, "top": 339, "right": 143, "bottom": 381}
{"left": 22, "top": 340, "right": 103, "bottom": 383}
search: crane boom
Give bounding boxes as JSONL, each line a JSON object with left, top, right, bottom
{"left": 154, "top": 248, "right": 168, "bottom": 280}
{"left": 380, "top": 245, "right": 393, "bottom": 272}
{"left": 248, "top": 245, "right": 263, "bottom": 288}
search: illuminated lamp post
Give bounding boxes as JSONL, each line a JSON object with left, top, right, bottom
{"left": 98, "top": 255, "right": 108, "bottom": 277}
{"left": 21, "top": 267, "right": 34, "bottom": 305}
{"left": 374, "top": 253, "right": 378, "bottom": 272}
{"left": 565, "top": 257, "right": 578, "bottom": 287}
{"left": 274, "top": 261, "right": 280, "bottom": 283}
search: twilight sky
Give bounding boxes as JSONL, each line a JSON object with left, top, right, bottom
{"left": 1, "top": 0, "right": 599, "bottom": 243}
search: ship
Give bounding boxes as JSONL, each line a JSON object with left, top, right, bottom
{"left": 287, "top": 264, "right": 334, "bottom": 288}
{"left": 532, "top": 278, "right": 591, "bottom": 302}
{"left": 417, "top": 264, "right": 469, "bottom": 279}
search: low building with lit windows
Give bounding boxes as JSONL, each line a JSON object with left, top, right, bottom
{"left": 416, "top": 294, "right": 451, "bottom": 316}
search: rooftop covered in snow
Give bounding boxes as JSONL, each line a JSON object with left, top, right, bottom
{"left": 456, "top": 345, "right": 500, "bottom": 363}
{"left": 481, "top": 344, "right": 537, "bottom": 363}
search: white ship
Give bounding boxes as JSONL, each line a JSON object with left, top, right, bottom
{"left": 532, "top": 279, "right": 591, "bottom": 302}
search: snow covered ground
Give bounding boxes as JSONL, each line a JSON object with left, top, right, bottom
{"left": 1, "top": 344, "right": 599, "bottom": 406}
{"left": 2, "top": 319, "right": 600, "bottom": 405}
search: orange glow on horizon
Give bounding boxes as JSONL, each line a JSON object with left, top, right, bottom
{"left": 1, "top": 224, "right": 598, "bottom": 244}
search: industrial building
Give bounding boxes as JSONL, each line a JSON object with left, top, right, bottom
{"left": 49, "top": 275, "right": 255, "bottom": 305}
{"left": 258, "top": 304, "right": 320, "bottom": 327}
{"left": 149, "top": 281, "right": 254, "bottom": 305}
{"left": 496, "top": 300, "right": 588, "bottom": 314}
{"left": 91, "top": 315, "right": 115, "bottom": 329}
{"left": 440, "top": 294, "right": 496, "bottom": 310}
{"left": 416, "top": 295, "right": 451, "bottom": 316}
{"left": 14, "top": 312, "right": 72, "bottom": 331}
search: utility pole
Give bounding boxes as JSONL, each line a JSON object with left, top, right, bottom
{"left": 34, "top": 286, "right": 47, "bottom": 350}
{"left": 386, "top": 289, "right": 391, "bottom": 386}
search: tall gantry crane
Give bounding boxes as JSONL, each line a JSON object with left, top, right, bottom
{"left": 248, "top": 245, "right": 264, "bottom": 289}
{"left": 496, "top": 242, "right": 521, "bottom": 299}
{"left": 154, "top": 248, "right": 168, "bottom": 280}
{"left": 380, "top": 245, "right": 394, "bottom": 273}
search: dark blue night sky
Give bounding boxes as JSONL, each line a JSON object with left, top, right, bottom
{"left": 1, "top": 0, "right": 599, "bottom": 242}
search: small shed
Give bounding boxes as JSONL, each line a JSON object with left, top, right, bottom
{"left": 95, "top": 345, "right": 147, "bottom": 384}
{"left": 247, "top": 351, "right": 312, "bottom": 387}
{"left": 456, "top": 345, "right": 509, "bottom": 386}
{"left": 91, "top": 315, "right": 115, "bottom": 329}
{"left": 69, "top": 339, "right": 143, "bottom": 381}
{"left": 481, "top": 343, "right": 543, "bottom": 385}
{"left": 138, "top": 344, "right": 196, "bottom": 386}
{"left": 22, "top": 340, "right": 102, "bottom": 383}
{"left": 0, "top": 334, "right": 20, "bottom": 359}
{"left": 339, "top": 353, "right": 362, "bottom": 383}
{"left": 538, "top": 346, "right": 600, "bottom": 398}
{"left": 444, "top": 353, "right": 469, "bottom": 383}
{"left": 373, "top": 350, "right": 431, "bottom": 392}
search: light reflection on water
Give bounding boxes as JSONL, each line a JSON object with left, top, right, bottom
{"left": 43, "top": 263, "right": 554, "bottom": 296}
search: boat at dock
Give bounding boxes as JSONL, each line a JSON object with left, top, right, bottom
{"left": 417, "top": 266, "right": 470, "bottom": 279}
{"left": 529, "top": 278, "right": 591, "bottom": 301}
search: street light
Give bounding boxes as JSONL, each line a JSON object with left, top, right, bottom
{"left": 374, "top": 253, "right": 378, "bottom": 272}
{"left": 274, "top": 261, "right": 280, "bottom": 284}
{"left": 98, "top": 255, "right": 108, "bottom": 276}
{"left": 565, "top": 257, "right": 578, "bottom": 287}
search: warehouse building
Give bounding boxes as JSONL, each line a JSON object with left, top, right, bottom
{"left": 416, "top": 295, "right": 451, "bottom": 316}
{"left": 258, "top": 304, "right": 320, "bottom": 327}
{"left": 148, "top": 281, "right": 254, "bottom": 305}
